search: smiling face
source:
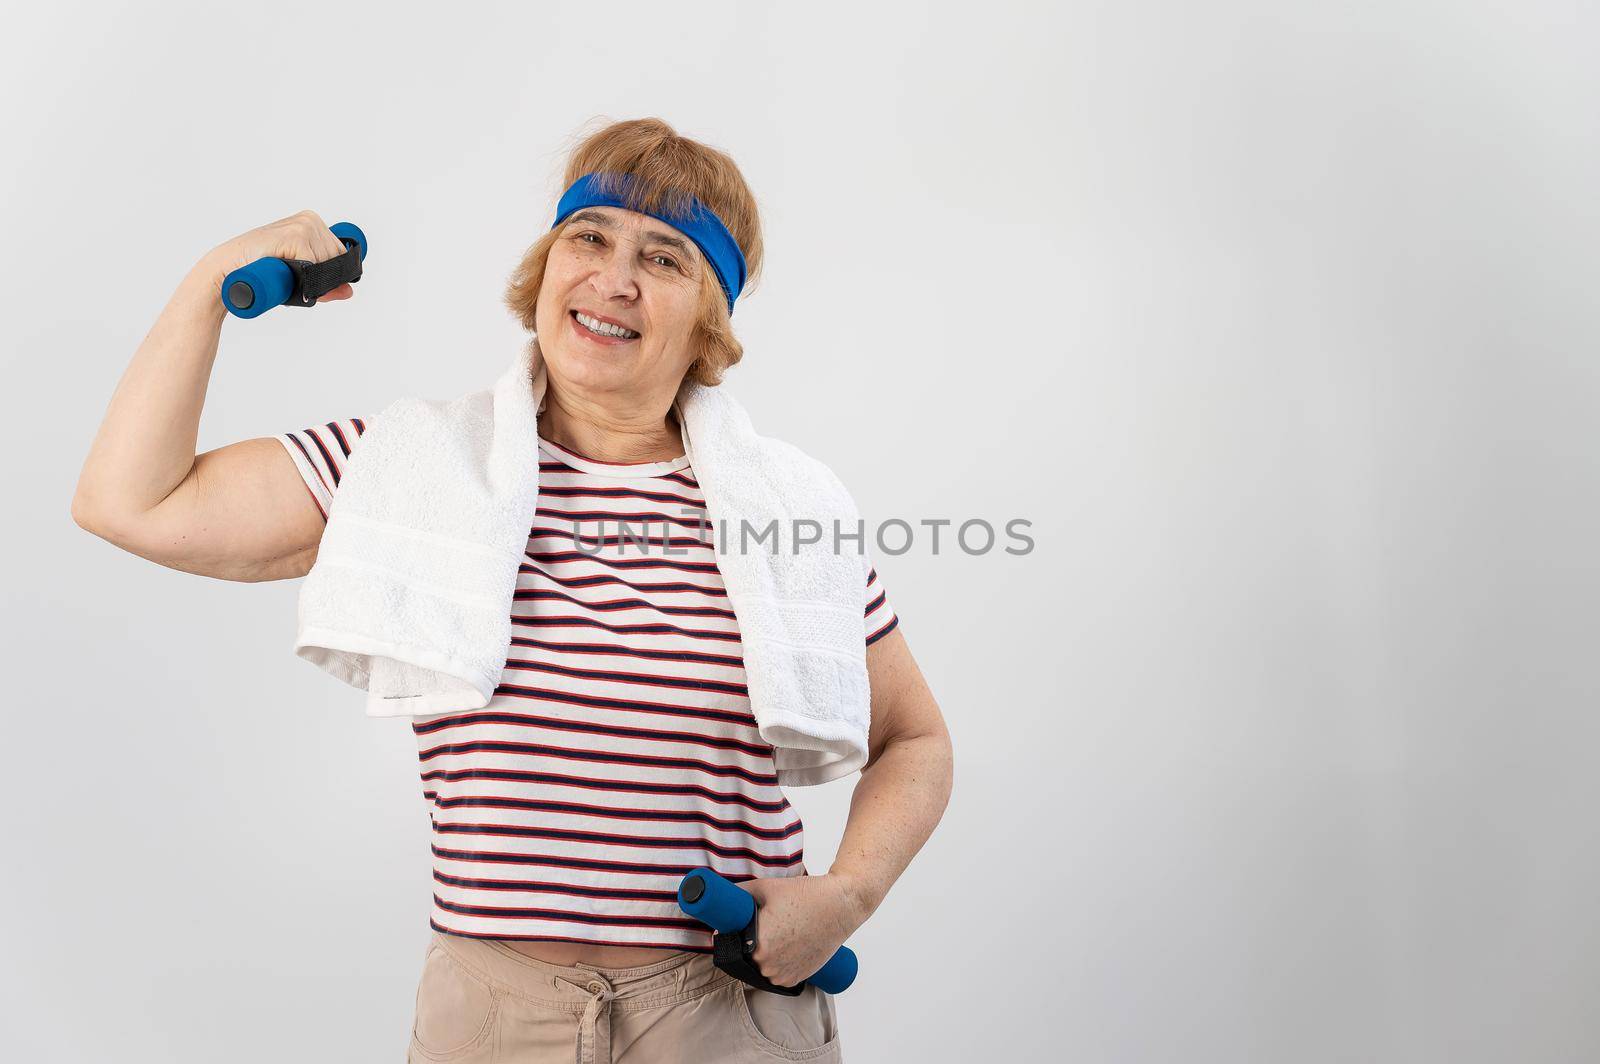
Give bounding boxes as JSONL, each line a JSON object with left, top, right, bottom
{"left": 534, "top": 205, "right": 707, "bottom": 405}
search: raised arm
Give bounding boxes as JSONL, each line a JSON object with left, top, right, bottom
{"left": 70, "top": 211, "right": 356, "bottom": 582}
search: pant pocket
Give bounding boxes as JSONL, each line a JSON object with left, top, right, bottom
{"left": 732, "top": 982, "right": 841, "bottom": 1058}
{"left": 409, "top": 941, "right": 499, "bottom": 1062}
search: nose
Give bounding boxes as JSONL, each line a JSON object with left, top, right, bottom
{"left": 589, "top": 241, "right": 640, "bottom": 305}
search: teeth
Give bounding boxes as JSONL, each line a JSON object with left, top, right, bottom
{"left": 576, "top": 312, "right": 639, "bottom": 339}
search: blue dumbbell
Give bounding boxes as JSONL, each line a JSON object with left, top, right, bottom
{"left": 221, "top": 221, "right": 367, "bottom": 319}
{"left": 678, "top": 867, "right": 859, "bottom": 995}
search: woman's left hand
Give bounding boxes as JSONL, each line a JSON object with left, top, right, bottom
{"left": 740, "top": 873, "right": 865, "bottom": 989}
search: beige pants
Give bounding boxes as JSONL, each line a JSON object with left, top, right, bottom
{"left": 407, "top": 931, "right": 843, "bottom": 1063}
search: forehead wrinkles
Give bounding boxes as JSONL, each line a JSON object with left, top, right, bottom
{"left": 563, "top": 207, "right": 700, "bottom": 265}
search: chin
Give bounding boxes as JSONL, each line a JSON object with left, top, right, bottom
{"left": 548, "top": 339, "right": 641, "bottom": 386}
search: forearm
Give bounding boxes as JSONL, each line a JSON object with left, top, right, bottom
{"left": 828, "top": 731, "right": 954, "bottom": 924}
{"left": 72, "top": 256, "right": 228, "bottom": 523}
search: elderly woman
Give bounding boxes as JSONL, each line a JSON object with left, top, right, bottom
{"left": 71, "top": 117, "right": 953, "bottom": 1062}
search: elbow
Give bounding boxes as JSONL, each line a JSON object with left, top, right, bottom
{"left": 918, "top": 712, "right": 955, "bottom": 809}
{"left": 887, "top": 722, "right": 955, "bottom": 808}
{"left": 935, "top": 728, "right": 955, "bottom": 807}
{"left": 71, "top": 492, "right": 107, "bottom": 537}
{"left": 71, "top": 491, "right": 134, "bottom": 547}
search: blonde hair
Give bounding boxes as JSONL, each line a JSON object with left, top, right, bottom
{"left": 502, "top": 117, "right": 764, "bottom": 387}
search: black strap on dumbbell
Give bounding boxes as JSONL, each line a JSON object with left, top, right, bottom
{"left": 281, "top": 237, "right": 364, "bottom": 308}
{"left": 711, "top": 913, "right": 805, "bottom": 996}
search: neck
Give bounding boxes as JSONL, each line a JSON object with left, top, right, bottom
{"left": 538, "top": 384, "right": 685, "bottom": 464}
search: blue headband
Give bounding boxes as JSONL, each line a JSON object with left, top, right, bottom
{"left": 550, "top": 172, "right": 748, "bottom": 315}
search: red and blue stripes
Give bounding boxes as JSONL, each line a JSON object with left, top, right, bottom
{"left": 278, "top": 421, "right": 898, "bottom": 950}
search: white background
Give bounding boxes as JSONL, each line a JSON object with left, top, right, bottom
{"left": 5, "top": 1, "right": 1599, "bottom": 1061}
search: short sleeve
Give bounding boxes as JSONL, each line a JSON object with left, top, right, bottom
{"left": 276, "top": 417, "right": 368, "bottom": 522}
{"left": 864, "top": 556, "right": 899, "bottom": 646}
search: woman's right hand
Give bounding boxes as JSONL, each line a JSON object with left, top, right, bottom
{"left": 76, "top": 208, "right": 361, "bottom": 578}
{"left": 195, "top": 209, "right": 356, "bottom": 302}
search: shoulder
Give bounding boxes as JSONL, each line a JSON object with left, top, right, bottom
{"left": 760, "top": 434, "right": 855, "bottom": 505}
{"left": 360, "top": 386, "right": 497, "bottom": 442}
{"left": 682, "top": 381, "right": 857, "bottom": 505}
{"left": 750, "top": 430, "right": 872, "bottom": 580}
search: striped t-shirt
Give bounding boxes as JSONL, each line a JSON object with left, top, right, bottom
{"left": 277, "top": 418, "right": 899, "bottom": 951}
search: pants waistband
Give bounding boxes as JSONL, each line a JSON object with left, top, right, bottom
{"left": 429, "top": 932, "right": 738, "bottom": 1064}
{"left": 428, "top": 930, "right": 735, "bottom": 1011}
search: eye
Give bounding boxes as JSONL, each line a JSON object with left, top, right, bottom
{"left": 577, "top": 231, "right": 603, "bottom": 244}
{"left": 652, "top": 254, "right": 679, "bottom": 269}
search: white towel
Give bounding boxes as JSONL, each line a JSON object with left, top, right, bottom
{"left": 293, "top": 339, "right": 874, "bottom": 787}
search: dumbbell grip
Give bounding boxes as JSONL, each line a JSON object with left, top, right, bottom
{"left": 677, "top": 867, "right": 859, "bottom": 994}
{"left": 221, "top": 221, "right": 367, "bottom": 319}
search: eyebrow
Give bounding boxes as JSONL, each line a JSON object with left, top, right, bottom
{"left": 563, "top": 208, "right": 697, "bottom": 262}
